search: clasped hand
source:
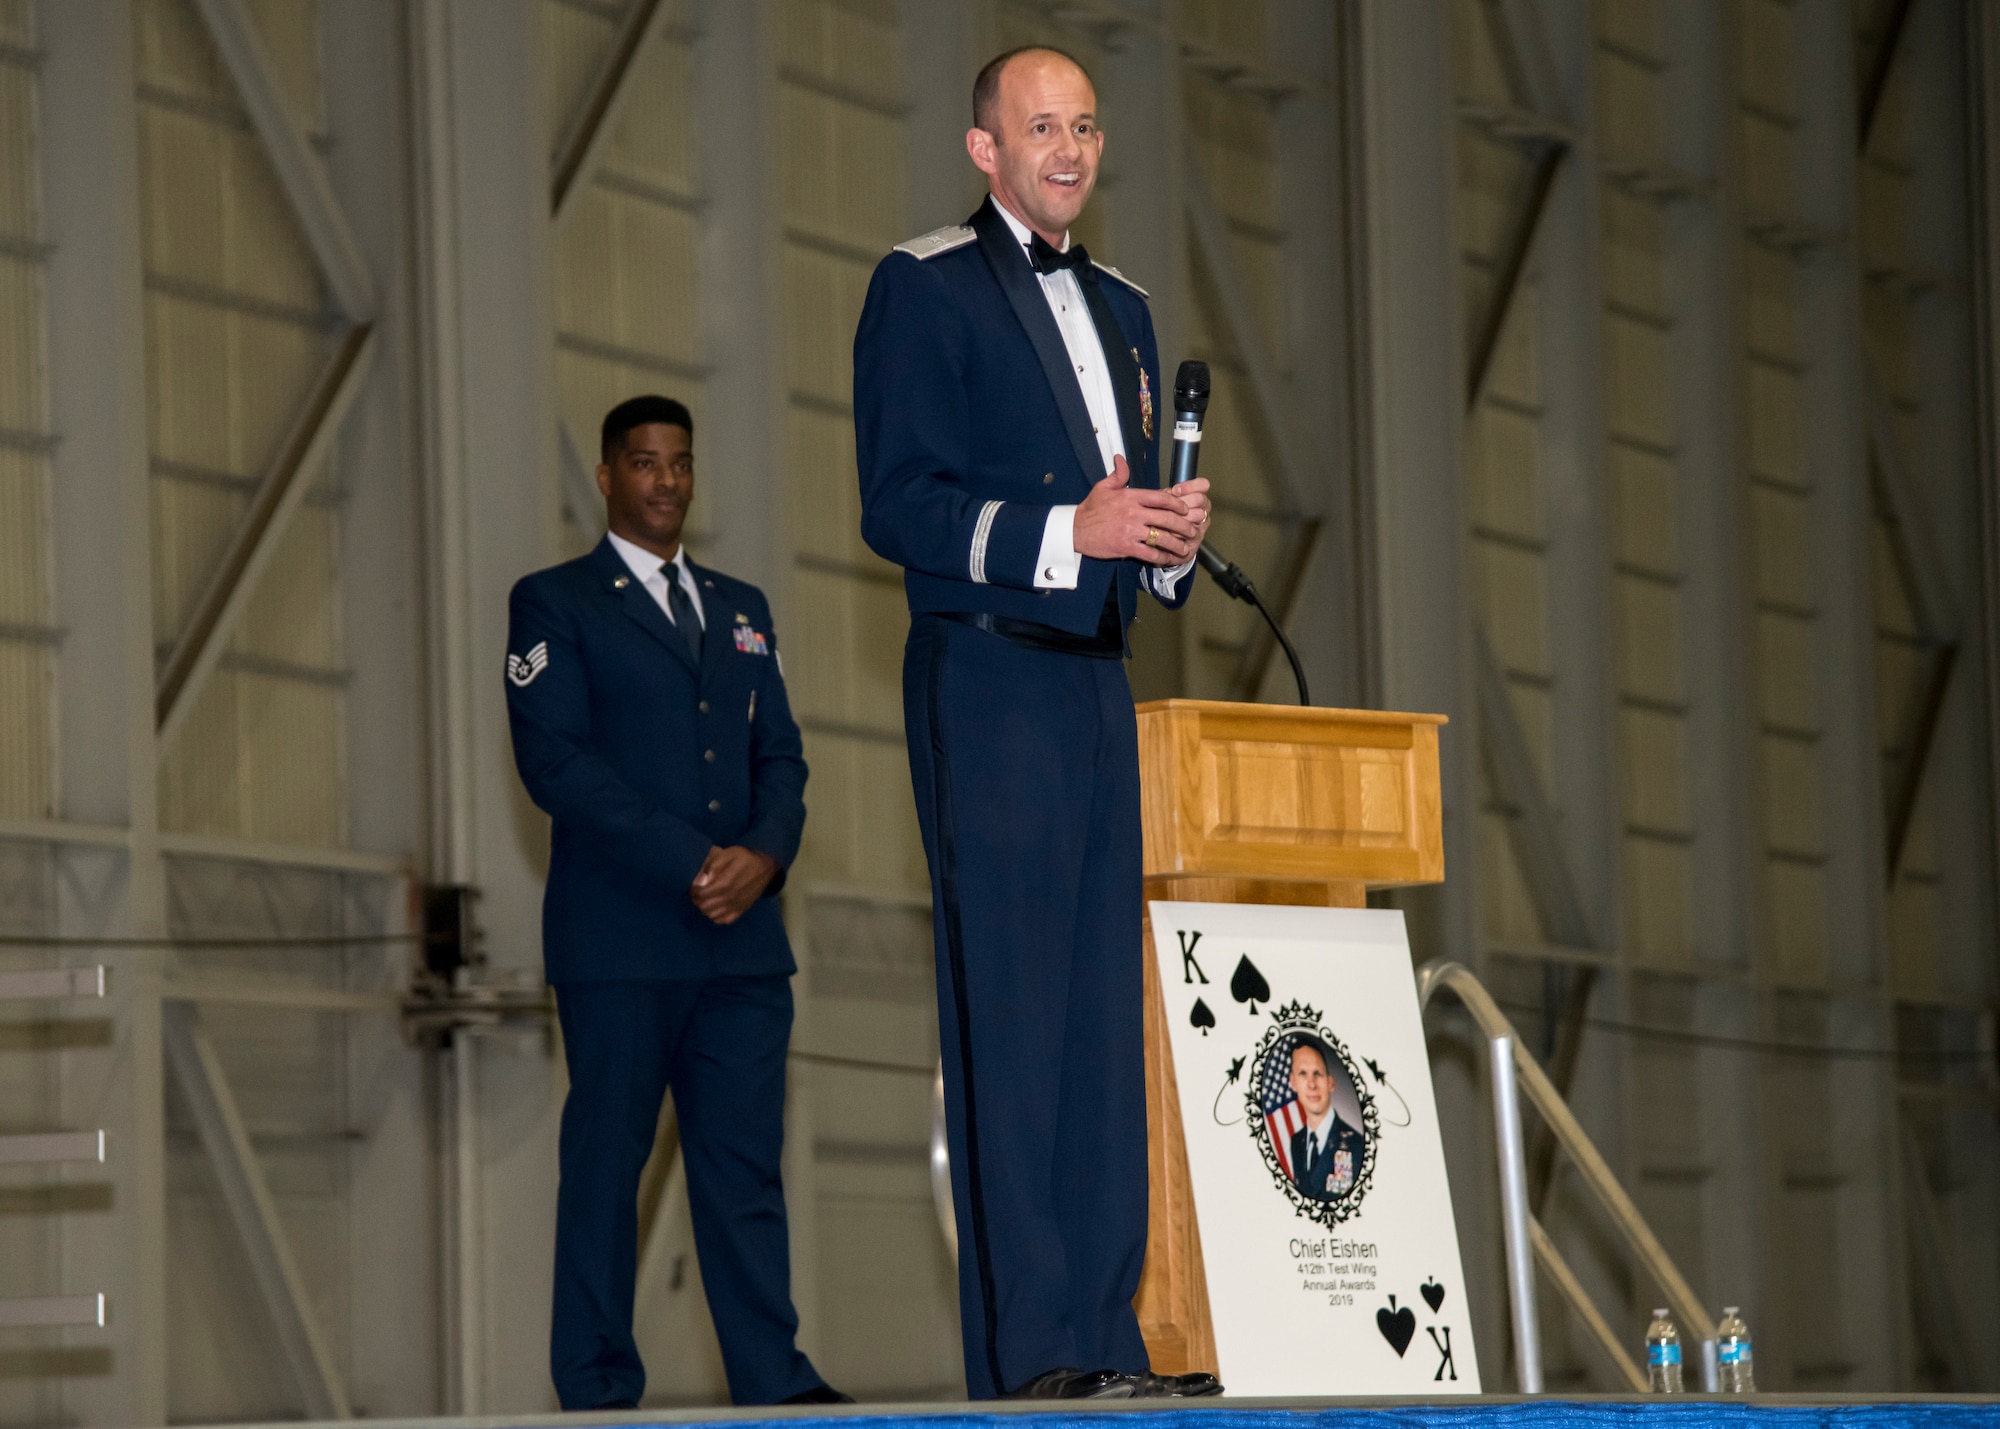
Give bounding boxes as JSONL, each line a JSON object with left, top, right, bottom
{"left": 1071, "top": 456, "right": 1210, "bottom": 567}
{"left": 691, "top": 845, "right": 777, "bottom": 925}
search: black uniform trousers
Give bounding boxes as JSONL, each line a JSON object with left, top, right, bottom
{"left": 550, "top": 976, "right": 820, "bottom": 1409}
{"left": 902, "top": 614, "right": 1151, "bottom": 1400}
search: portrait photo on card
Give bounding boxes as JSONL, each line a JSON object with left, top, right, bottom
{"left": 1247, "top": 1016, "right": 1376, "bottom": 1218}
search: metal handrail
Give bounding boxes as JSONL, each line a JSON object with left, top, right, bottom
{"left": 1418, "top": 958, "right": 1716, "bottom": 1391}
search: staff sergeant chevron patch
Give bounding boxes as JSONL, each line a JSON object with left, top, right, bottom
{"left": 894, "top": 224, "right": 977, "bottom": 260}
{"left": 507, "top": 641, "right": 549, "bottom": 687}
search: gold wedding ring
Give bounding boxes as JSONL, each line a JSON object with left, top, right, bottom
{"left": 1144, "top": 527, "right": 1159, "bottom": 548}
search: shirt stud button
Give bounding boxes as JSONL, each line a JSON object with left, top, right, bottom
{"left": 704, "top": 749, "right": 716, "bottom": 763}
{"left": 708, "top": 799, "right": 721, "bottom": 813}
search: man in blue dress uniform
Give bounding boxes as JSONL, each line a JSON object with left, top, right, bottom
{"left": 853, "top": 48, "right": 1221, "bottom": 1401}
{"left": 505, "top": 396, "right": 847, "bottom": 1411}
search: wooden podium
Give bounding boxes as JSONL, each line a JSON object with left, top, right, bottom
{"left": 1131, "top": 699, "right": 1448, "bottom": 1373}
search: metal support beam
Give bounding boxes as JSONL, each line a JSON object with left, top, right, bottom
{"left": 193, "top": 0, "right": 376, "bottom": 320}
{"left": 162, "top": 1001, "right": 352, "bottom": 1420}
{"left": 1182, "top": 140, "right": 1314, "bottom": 518}
{"left": 559, "top": 419, "right": 608, "bottom": 541}
{"left": 1473, "top": 625, "right": 1594, "bottom": 948}
{"left": 551, "top": 0, "right": 673, "bottom": 227}
{"left": 1897, "top": 1110, "right": 1973, "bottom": 1390}
{"left": 1467, "top": 143, "right": 1565, "bottom": 412}
{"left": 155, "top": 322, "right": 377, "bottom": 752}
{"left": 1868, "top": 358, "right": 1959, "bottom": 639}
{"left": 1481, "top": 0, "right": 1568, "bottom": 122}
{"left": 1886, "top": 643, "right": 1958, "bottom": 879}
{"left": 1859, "top": 0, "right": 1921, "bottom": 152}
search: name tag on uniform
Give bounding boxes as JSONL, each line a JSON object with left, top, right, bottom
{"left": 732, "top": 625, "right": 770, "bottom": 656}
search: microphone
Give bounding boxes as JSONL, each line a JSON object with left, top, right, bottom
{"left": 1170, "top": 358, "right": 1311, "bottom": 705}
{"left": 1169, "top": 360, "right": 1209, "bottom": 487}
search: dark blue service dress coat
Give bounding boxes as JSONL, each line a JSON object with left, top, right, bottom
{"left": 1291, "top": 1115, "right": 1368, "bottom": 1202}
{"left": 854, "top": 197, "right": 1191, "bottom": 635}
{"left": 505, "top": 537, "right": 805, "bottom": 983}
{"left": 505, "top": 536, "right": 825, "bottom": 1410}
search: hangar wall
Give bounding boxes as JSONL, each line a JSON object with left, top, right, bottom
{"left": 0, "top": 0, "right": 1993, "bottom": 1421}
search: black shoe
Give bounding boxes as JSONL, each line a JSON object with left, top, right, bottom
{"left": 1136, "top": 1371, "right": 1223, "bottom": 1398}
{"left": 1003, "top": 1367, "right": 1137, "bottom": 1400}
{"left": 782, "top": 1384, "right": 856, "bottom": 1405}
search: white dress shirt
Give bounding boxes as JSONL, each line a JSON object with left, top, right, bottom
{"left": 994, "top": 203, "right": 1193, "bottom": 601}
{"left": 608, "top": 530, "right": 706, "bottom": 631}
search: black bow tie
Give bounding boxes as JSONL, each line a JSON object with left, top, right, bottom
{"left": 1029, "top": 233, "right": 1091, "bottom": 277}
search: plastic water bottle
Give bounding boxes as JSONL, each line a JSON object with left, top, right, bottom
{"left": 1716, "top": 1306, "right": 1756, "bottom": 1392}
{"left": 1645, "top": 1308, "right": 1684, "bottom": 1392}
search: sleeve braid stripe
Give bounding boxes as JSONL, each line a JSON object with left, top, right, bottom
{"left": 969, "top": 499, "right": 1002, "bottom": 584}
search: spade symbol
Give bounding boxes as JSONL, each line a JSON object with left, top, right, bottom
{"left": 1421, "top": 1279, "right": 1446, "bottom": 1313}
{"left": 1189, "top": 998, "right": 1216, "bottom": 1036}
{"left": 1377, "top": 1295, "right": 1416, "bottom": 1357}
{"left": 1230, "top": 956, "right": 1271, "bottom": 1014}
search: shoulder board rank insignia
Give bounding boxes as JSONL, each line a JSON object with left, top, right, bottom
{"left": 894, "top": 224, "right": 977, "bottom": 261}
{"left": 1091, "top": 260, "right": 1149, "bottom": 298}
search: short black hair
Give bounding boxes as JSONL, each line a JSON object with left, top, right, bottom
{"left": 1289, "top": 1035, "right": 1334, "bottom": 1072}
{"left": 601, "top": 394, "right": 692, "bottom": 463}
{"left": 972, "top": 45, "right": 1092, "bottom": 134}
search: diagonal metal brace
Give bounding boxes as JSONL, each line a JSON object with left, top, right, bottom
{"left": 1473, "top": 624, "right": 1594, "bottom": 948}
{"left": 1182, "top": 139, "right": 1315, "bottom": 519}
{"left": 551, "top": 0, "right": 675, "bottom": 226}
{"left": 155, "top": 323, "right": 376, "bottom": 752}
{"left": 163, "top": 1000, "right": 351, "bottom": 1419}
{"left": 194, "top": 0, "right": 376, "bottom": 320}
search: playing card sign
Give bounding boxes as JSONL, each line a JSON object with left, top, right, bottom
{"left": 1149, "top": 901, "right": 1480, "bottom": 1395}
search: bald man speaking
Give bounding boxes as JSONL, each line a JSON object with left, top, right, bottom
{"left": 853, "top": 47, "right": 1219, "bottom": 1401}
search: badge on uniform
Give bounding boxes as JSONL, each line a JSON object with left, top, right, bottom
{"left": 507, "top": 641, "right": 549, "bottom": 686}
{"left": 732, "top": 624, "right": 770, "bottom": 656}
{"left": 1135, "top": 354, "right": 1154, "bottom": 440}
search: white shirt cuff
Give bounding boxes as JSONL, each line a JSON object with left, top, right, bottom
{"left": 1151, "top": 555, "right": 1197, "bottom": 600}
{"left": 1034, "top": 505, "right": 1082, "bottom": 589}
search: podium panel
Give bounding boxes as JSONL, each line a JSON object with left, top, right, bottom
{"left": 1132, "top": 700, "right": 1448, "bottom": 1375}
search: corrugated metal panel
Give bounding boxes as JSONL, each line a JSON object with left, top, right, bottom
{"left": 777, "top": 0, "right": 911, "bottom": 898}
{"left": 548, "top": 5, "right": 705, "bottom": 557}
{"left": 0, "top": 41, "right": 54, "bottom": 820}
{"left": 137, "top": 0, "right": 347, "bottom": 852}
{"left": 1456, "top": 0, "right": 1558, "bottom": 948}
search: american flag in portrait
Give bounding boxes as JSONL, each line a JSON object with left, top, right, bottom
{"left": 1253, "top": 1040, "right": 1307, "bottom": 1181}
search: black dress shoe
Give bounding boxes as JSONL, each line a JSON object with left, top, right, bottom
{"left": 1003, "top": 1367, "right": 1138, "bottom": 1400}
{"left": 1136, "top": 1371, "right": 1223, "bottom": 1398}
{"left": 782, "top": 1384, "right": 856, "bottom": 1405}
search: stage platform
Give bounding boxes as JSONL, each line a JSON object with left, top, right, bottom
{"left": 302, "top": 1396, "right": 2000, "bottom": 1429}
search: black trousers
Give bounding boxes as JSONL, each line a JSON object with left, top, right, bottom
{"left": 902, "top": 615, "right": 1152, "bottom": 1399}
{"left": 550, "top": 976, "right": 822, "bottom": 1408}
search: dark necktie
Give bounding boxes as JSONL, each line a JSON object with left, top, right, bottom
{"left": 1309, "top": 1132, "right": 1320, "bottom": 1167}
{"left": 664, "top": 566, "right": 702, "bottom": 665}
{"left": 1028, "top": 233, "right": 1090, "bottom": 277}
